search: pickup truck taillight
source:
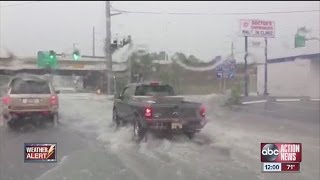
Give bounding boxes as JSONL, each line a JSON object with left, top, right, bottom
{"left": 50, "top": 95, "right": 58, "bottom": 106}
{"left": 200, "top": 104, "right": 206, "bottom": 118}
{"left": 2, "top": 95, "right": 10, "bottom": 105}
{"left": 144, "top": 107, "right": 153, "bottom": 119}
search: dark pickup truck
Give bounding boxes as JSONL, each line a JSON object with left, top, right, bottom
{"left": 113, "top": 81, "right": 207, "bottom": 141}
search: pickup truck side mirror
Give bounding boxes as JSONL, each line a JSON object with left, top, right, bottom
{"left": 117, "top": 93, "right": 123, "bottom": 100}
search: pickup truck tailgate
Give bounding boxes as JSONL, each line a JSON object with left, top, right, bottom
{"left": 132, "top": 96, "right": 202, "bottom": 119}
{"left": 152, "top": 103, "right": 199, "bottom": 119}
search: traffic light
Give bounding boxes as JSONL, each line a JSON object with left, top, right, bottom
{"left": 295, "top": 27, "right": 307, "bottom": 48}
{"left": 73, "top": 50, "right": 81, "bottom": 61}
{"left": 49, "top": 50, "right": 56, "bottom": 60}
{"left": 111, "top": 40, "right": 118, "bottom": 49}
{"left": 37, "top": 50, "right": 57, "bottom": 68}
{"left": 295, "top": 34, "right": 306, "bottom": 48}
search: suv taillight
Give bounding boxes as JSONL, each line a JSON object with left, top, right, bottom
{"left": 50, "top": 95, "right": 58, "bottom": 106}
{"left": 200, "top": 104, "right": 206, "bottom": 118}
{"left": 144, "top": 107, "right": 153, "bottom": 119}
{"left": 2, "top": 95, "right": 10, "bottom": 105}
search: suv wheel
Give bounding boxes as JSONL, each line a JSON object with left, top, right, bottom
{"left": 49, "top": 113, "right": 59, "bottom": 127}
{"left": 5, "top": 120, "right": 16, "bottom": 131}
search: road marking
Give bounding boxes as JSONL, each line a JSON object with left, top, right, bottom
{"left": 275, "top": 99, "right": 301, "bottom": 102}
{"left": 241, "top": 100, "right": 267, "bottom": 105}
{"left": 310, "top": 98, "right": 320, "bottom": 101}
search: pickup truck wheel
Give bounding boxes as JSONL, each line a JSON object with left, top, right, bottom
{"left": 133, "top": 119, "right": 146, "bottom": 142}
{"left": 113, "top": 109, "right": 121, "bottom": 128}
{"left": 184, "top": 132, "right": 195, "bottom": 139}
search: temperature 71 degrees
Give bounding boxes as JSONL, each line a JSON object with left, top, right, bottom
{"left": 287, "top": 164, "right": 295, "bottom": 170}
{"left": 282, "top": 163, "right": 300, "bottom": 172}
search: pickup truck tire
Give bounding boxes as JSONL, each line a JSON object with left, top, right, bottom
{"left": 112, "top": 109, "right": 121, "bottom": 128}
{"left": 184, "top": 131, "right": 196, "bottom": 139}
{"left": 133, "top": 118, "right": 147, "bottom": 142}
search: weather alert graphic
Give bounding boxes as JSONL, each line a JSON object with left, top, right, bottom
{"left": 24, "top": 143, "right": 57, "bottom": 163}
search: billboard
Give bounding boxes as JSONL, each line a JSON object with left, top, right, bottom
{"left": 240, "top": 19, "right": 275, "bottom": 38}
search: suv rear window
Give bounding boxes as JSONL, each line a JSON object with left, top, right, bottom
{"left": 135, "top": 85, "right": 174, "bottom": 96}
{"left": 11, "top": 80, "right": 51, "bottom": 94}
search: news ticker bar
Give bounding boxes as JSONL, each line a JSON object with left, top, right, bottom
{"left": 262, "top": 163, "right": 300, "bottom": 172}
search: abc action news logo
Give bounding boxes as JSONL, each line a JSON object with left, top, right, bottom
{"left": 261, "top": 143, "right": 302, "bottom": 162}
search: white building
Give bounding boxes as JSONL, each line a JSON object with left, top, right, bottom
{"left": 257, "top": 52, "right": 320, "bottom": 98}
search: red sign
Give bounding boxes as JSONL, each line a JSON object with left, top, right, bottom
{"left": 261, "top": 143, "right": 302, "bottom": 163}
{"left": 240, "top": 19, "right": 275, "bottom": 38}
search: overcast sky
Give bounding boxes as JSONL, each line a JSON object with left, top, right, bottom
{"left": 0, "top": 1, "right": 319, "bottom": 62}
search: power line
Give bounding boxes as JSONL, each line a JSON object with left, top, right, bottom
{"left": 112, "top": 8, "right": 320, "bottom": 16}
{"left": 110, "top": 4, "right": 122, "bottom": 12}
{"left": 0, "top": 1, "right": 41, "bottom": 8}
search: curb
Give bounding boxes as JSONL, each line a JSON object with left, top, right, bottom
{"left": 241, "top": 97, "right": 320, "bottom": 105}
{"left": 275, "top": 98, "right": 301, "bottom": 102}
{"left": 241, "top": 100, "right": 267, "bottom": 105}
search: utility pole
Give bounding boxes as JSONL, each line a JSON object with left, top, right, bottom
{"left": 244, "top": 36, "right": 249, "bottom": 97}
{"left": 127, "top": 46, "right": 133, "bottom": 84}
{"left": 105, "top": 1, "right": 113, "bottom": 95}
{"left": 263, "top": 38, "right": 268, "bottom": 96}
{"left": 231, "top": 42, "right": 234, "bottom": 57}
{"left": 126, "top": 38, "right": 133, "bottom": 84}
{"left": 93, "top": 26, "right": 95, "bottom": 57}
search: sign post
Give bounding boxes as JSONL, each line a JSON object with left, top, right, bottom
{"left": 264, "top": 38, "right": 268, "bottom": 95}
{"left": 240, "top": 19, "right": 275, "bottom": 96}
{"left": 244, "top": 36, "right": 248, "bottom": 97}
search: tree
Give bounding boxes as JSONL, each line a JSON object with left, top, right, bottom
{"left": 129, "top": 50, "right": 154, "bottom": 82}
{"left": 187, "top": 55, "right": 200, "bottom": 64}
{"left": 158, "top": 51, "right": 166, "bottom": 60}
{"left": 173, "top": 52, "right": 188, "bottom": 64}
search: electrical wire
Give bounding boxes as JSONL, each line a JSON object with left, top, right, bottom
{"left": 111, "top": 8, "right": 320, "bottom": 16}
{"left": 0, "top": 1, "right": 41, "bottom": 8}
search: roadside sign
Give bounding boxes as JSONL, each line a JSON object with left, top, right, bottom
{"left": 216, "top": 58, "right": 236, "bottom": 79}
{"left": 240, "top": 19, "right": 275, "bottom": 38}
